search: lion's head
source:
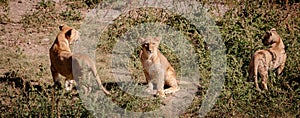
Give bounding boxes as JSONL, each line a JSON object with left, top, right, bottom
{"left": 262, "top": 28, "right": 280, "bottom": 46}
{"left": 58, "top": 25, "right": 80, "bottom": 45}
{"left": 140, "top": 36, "right": 161, "bottom": 56}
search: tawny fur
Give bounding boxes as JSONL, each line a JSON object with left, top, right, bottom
{"left": 139, "top": 36, "right": 179, "bottom": 98}
{"left": 248, "top": 28, "right": 286, "bottom": 92}
{"left": 49, "top": 25, "right": 110, "bottom": 95}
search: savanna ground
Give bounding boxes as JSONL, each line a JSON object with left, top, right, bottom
{"left": 0, "top": 0, "right": 299, "bottom": 117}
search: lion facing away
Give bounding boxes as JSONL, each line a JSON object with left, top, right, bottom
{"left": 248, "top": 28, "right": 286, "bottom": 92}
{"left": 139, "top": 36, "right": 180, "bottom": 98}
{"left": 49, "top": 25, "right": 110, "bottom": 95}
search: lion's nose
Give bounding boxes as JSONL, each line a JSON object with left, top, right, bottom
{"left": 75, "top": 38, "right": 80, "bottom": 43}
{"left": 147, "top": 47, "right": 151, "bottom": 51}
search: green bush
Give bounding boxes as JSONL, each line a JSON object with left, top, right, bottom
{"left": 205, "top": 0, "right": 300, "bottom": 117}
{"left": 21, "top": 0, "right": 83, "bottom": 31}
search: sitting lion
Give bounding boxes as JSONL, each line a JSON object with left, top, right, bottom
{"left": 49, "top": 25, "right": 110, "bottom": 95}
{"left": 139, "top": 36, "right": 180, "bottom": 98}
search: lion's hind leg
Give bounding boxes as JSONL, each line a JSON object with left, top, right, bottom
{"left": 254, "top": 74, "right": 262, "bottom": 92}
{"left": 259, "top": 69, "right": 269, "bottom": 91}
{"left": 163, "top": 84, "right": 180, "bottom": 94}
{"left": 51, "top": 65, "right": 62, "bottom": 89}
{"left": 253, "top": 52, "right": 268, "bottom": 92}
{"left": 257, "top": 55, "right": 269, "bottom": 91}
{"left": 163, "top": 70, "right": 180, "bottom": 94}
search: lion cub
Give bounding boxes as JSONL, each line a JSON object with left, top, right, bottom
{"left": 49, "top": 25, "right": 110, "bottom": 95}
{"left": 139, "top": 36, "right": 180, "bottom": 98}
{"left": 248, "top": 28, "right": 286, "bottom": 92}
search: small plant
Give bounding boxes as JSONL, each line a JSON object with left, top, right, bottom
{"left": 39, "top": 0, "right": 55, "bottom": 9}
{"left": 0, "top": 0, "right": 9, "bottom": 24}
{"left": 20, "top": 0, "right": 58, "bottom": 31}
{"left": 21, "top": 0, "right": 84, "bottom": 31}
{"left": 0, "top": 0, "right": 8, "bottom": 6}
{"left": 84, "top": 0, "right": 103, "bottom": 8}
{"left": 60, "top": 9, "right": 83, "bottom": 21}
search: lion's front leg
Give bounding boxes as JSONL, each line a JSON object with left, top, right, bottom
{"left": 277, "top": 64, "right": 285, "bottom": 75}
{"left": 144, "top": 69, "right": 156, "bottom": 94}
{"left": 146, "top": 81, "right": 155, "bottom": 94}
{"left": 143, "top": 70, "right": 150, "bottom": 84}
{"left": 150, "top": 65, "right": 166, "bottom": 98}
{"left": 277, "top": 55, "right": 286, "bottom": 75}
{"left": 64, "top": 74, "right": 76, "bottom": 91}
{"left": 154, "top": 67, "right": 166, "bottom": 98}
{"left": 65, "top": 79, "right": 75, "bottom": 91}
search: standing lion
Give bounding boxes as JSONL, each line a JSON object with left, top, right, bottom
{"left": 248, "top": 28, "right": 286, "bottom": 91}
{"left": 49, "top": 25, "right": 110, "bottom": 95}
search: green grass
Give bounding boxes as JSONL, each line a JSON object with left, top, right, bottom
{"left": 0, "top": 0, "right": 299, "bottom": 117}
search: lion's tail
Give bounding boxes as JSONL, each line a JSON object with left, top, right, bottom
{"left": 91, "top": 66, "right": 111, "bottom": 95}
{"left": 249, "top": 55, "right": 259, "bottom": 79}
{"left": 248, "top": 56, "right": 255, "bottom": 79}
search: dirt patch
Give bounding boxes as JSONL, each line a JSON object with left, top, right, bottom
{"left": 1, "top": 0, "right": 57, "bottom": 57}
{"left": 8, "top": 0, "right": 39, "bottom": 22}
{"left": 0, "top": 23, "right": 54, "bottom": 57}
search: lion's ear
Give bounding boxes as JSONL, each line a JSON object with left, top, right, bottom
{"left": 59, "top": 25, "right": 64, "bottom": 31}
{"left": 270, "top": 28, "right": 278, "bottom": 35}
{"left": 263, "top": 31, "right": 270, "bottom": 40}
{"left": 139, "top": 37, "right": 146, "bottom": 44}
{"left": 270, "top": 28, "right": 276, "bottom": 32}
{"left": 65, "top": 29, "right": 72, "bottom": 39}
{"left": 268, "top": 31, "right": 272, "bottom": 36}
{"left": 65, "top": 29, "right": 78, "bottom": 39}
{"left": 154, "top": 37, "right": 161, "bottom": 42}
{"left": 264, "top": 31, "right": 272, "bottom": 37}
